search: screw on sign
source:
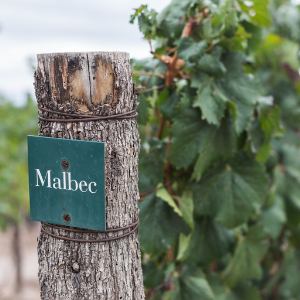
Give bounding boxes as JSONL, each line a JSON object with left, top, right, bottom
{"left": 63, "top": 214, "right": 71, "bottom": 223}
{"left": 30, "top": 52, "right": 144, "bottom": 299}
{"left": 61, "top": 159, "right": 69, "bottom": 169}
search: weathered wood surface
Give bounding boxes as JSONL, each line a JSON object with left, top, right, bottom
{"left": 34, "top": 52, "right": 144, "bottom": 300}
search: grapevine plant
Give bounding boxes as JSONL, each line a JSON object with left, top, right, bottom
{"left": 130, "top": 0, "right": 300, "bottom": 299}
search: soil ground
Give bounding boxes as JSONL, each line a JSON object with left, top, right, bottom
{"left": 0, "top": 222, "right": 40, "bottom": 300}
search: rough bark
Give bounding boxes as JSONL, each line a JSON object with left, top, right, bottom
{"left": 34, "top": 52, "right": 144, "bottom": 300}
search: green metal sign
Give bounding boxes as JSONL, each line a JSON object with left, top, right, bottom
{"left": 28, "top": 136, "right": 106, "bottom": 231}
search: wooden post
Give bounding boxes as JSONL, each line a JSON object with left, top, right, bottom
{"left": 34, "top": 52, "right": 144, "bottom": 300}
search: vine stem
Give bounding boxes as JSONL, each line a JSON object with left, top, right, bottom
{"left": 157, "top": 116, "right": 166, "bottom": 139}
{"left": 165, "top": 122, "right": 173, "bottom": 195}
{"left": 133, "top": 70, "right": 165, "bottom": 79}
{"left": 136, "top": 84, "right": 165, "bottom": 95}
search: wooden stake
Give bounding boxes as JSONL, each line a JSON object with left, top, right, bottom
{"left": 34, "top": 52, "right": 144, "bottom": 300}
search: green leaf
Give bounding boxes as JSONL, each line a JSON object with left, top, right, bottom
{"left": 137, "top": 94, "right": 151, "bottom": 125}
{"left": 261, "top": 196, "right": 286, "bottom": 239}
{"left": 278, "top": 248, "right": 300, "bottom": 298}
{"left": 249, "top": 105, "right": 284, "bottom": 162}
{"left": 156, "top": 185, "right": 182, "bottom": 217}
{"left": 209, "top": 276, "right": 261, "bottom": 300}
{"left": 180, "top": 217, "right": 234, "bottom": 264}
{"left": 170, "top": 102, "right": 236, "bottom": 172}
{"left": 202, "top": 18, "right": 213, "bottom": 41}
{"left": 275, "top": 164, "right": 300, "bottom": 226}
{"left": 222, "top": 224, "right": 269, "bottom": 288}
{"left": 220, "top": 25, "right": 252, "bottom": 51}
{"left": 192, "top": 52, "right": 261, "bottom": 134}
{"left": 164, "top": 265, "right": 215, "bottom": 300}
{"left": 139, "top": 194, "right": 189, "bottom": 255}
{"left": 139, "top": 139, "right": 166, "bottom": 193}
{"left": 130, "top": 5, "right": 158, "bottom": 39}
{"left": 143, "top": 260, "right": 165, "bottom": 289}
{"left": 159, "top": 90, "right": 180, "bottom": 121}
{"left": 224, "top": 10, "right": 239, "bottom": 38}
{"left": 238, "top": 0, "right": 272, "bottom": 28}
{"left": 260, "top": 105, "right": 284, "bottom": 141}
{"left": 130, "top": 5, "right": 148, "bottom": 24}
{"left": 177, "top": 233, "right": 192, "bottom": 261}
{"left": 193, "top": 82, "right": 227, "bottom": 126}
{"left": 194, "top": 153, "right": 268, "bottom": 228}
{"left": 192, "top": 113, "right": 237, "bottom": 180}
{"left": 218, "top": 52, "right": 261, "bottom": 133}
{"left": 281, "top": 144, "right": 300, "bottom": 182}
{"left": 156, "top": 0, "right": 191, "bottom": 38}
{"left": 197, "top": 54, "right": 227, "bottom": 77}
{"left": 179, "top": 191, "right": 194, "bottom": 228}
{"left": 242, "top": 21, "right": 263, "bottom": 53}
{"left": 169, "top": 102, "right": 205, "bottom": 169}
{"left": 221, "top": 283, "right": 262, "bottom": 300}
{"left": 178, "top": 37, "right": 208, "bottom": 62}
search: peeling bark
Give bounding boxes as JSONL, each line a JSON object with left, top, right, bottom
{"left": 34, "top": 52, "right": 144, "bottom": 300}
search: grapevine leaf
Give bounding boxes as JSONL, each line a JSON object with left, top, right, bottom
{"left": 202, "top": 18, "right": 213, "bottom": 41}
{"left": 249, "top": 105, "right": 284, "bottom": 162}
{"left": 177, "top": 233, "right": 192, "bottom": 261}
{"left": 179, "top": 191, "right": 194, "bottom": 228}
{"left": 260, "top": 105, "right": 285, "bottom": 140}
{"left": 143, "top": 260, "right": 165, "bottom": 289}
{"left": 212, "top": 0, "right": 230, "bottom": 27}
{"left": 280, "top": 144, "right": 300, "bottom": 182}
{"left": 222, "top": 224, "right": 269, "bottom": 288}
{"left": 169, "top": 102, "right": 206, "bottom": 168}
{"left": 261, "top": 196, "right": 286, "bottom": 239}
{"left": 138, "top": 139, "right": 166, "bottom": 193}
{"left": 156, "top": 0, "right": 191, "bottom": 38}
{"left": 258, "top": 105, "right": 284, "bottom": 161}
{"left": 218, "top": 51, "right": 261, "bottom": 133}
{"left": 242, "top": 21, "right": 263, "bottom": 54}
{"left": 137, "top": 94, "right": 151, "bottom": 125}
{"left": 209, "top": 276, "right": 261, "bottom": 300}
{"left": 192, "top": 52, "right": 261, "bottom": 133}
{"left": 192, "top": 113, "right": 237, "bottom": 181}
{"left": 193, "top": 82, "right": 227, "bottom": 126}
{"left": 180, "top": 217, "right": 234, "bottom": 264}
{"left": 130, "top": 5, "right": 148, "bottom": 23}
{"left": 130, "top": 5, "right": 158, "bottom": 38}
{"left": 194, "top": 153, "right": 268, "bottom": 228}
{"left": 159, "top": 90, "right": 180, "bottom": 121}
{"left": 156, "top": 186, "right": 182, "bottom": 217}
{"left": 238, "top": 0, "right": 272, "bottom": 28}
{"left": 170, "top": 104, "right": 236, "bottom": 173}
{"left": 278, "top": 248, "right": 300, "bottom": 298}
{"left": 163, "top": 265, "right": 215, "bottom": 300}
{"left": 139, "top": 194, "right": 189, "bottom": 255}
{"left": 275, "top": 165, "right": 300, "bottom": 226}
{"left": 197, "top": 54, "right": 227, "bottom": 77}
{"left": 224, "top": 10, "right": 239, "bottom": 38}
{"left": 177, "top": 37, "right": 208, "bottom": 62}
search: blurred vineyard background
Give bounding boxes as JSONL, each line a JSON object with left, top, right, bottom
{"left": 0, "top": 95, "right": 39, "bottom": 299}
{"left": 1, "top": 0, "right": 300, "bottom": 299}
{"left": 0, "top": 0, "right": 169, "bottom": 299}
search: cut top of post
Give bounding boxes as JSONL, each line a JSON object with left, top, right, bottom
{"left": 35, "top": 51, "right": 133, "bottom": 115}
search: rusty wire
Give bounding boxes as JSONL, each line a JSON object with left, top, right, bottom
{"left": 38, "top": 106, "right": 138, "bottom": 122}
{"left": 41, "top": 218, "right": 139, "bottom": 243}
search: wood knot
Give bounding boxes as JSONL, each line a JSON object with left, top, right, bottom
{"left": 72, "top": 262, "right": 80, "bottom": 273}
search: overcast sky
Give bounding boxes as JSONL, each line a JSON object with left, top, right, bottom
{"left": 0, "top": 0, "right": 170, "bottom": 105}
{"left": 1, "top": 0, "right": 300, "bottom": 106}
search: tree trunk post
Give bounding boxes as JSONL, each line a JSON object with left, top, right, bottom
{"left": 34, "top": 52, "right": 144, "bottom": 300}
